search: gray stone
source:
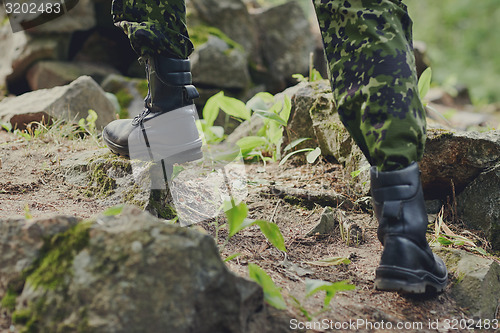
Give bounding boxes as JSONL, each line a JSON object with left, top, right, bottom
{"left": 22, "top": 0, "right": 96, "bottom": 33}
{"left": 0, "top": 215, "right": 81, "bottom": 296}
{"left": 190, "top": 0, "right": 259, "bottom": 63}
{"left": 0, "top": 26, "right": 69, "bottom": 87}
{"left": 101, "top": 74, "right": 147, "bottom": 118}
{"left": 436, "top": 247, "right": 500, "bottom": 319}
{"left": 284, "top": 80, "right": 370, "bottom": 194}
{"left": 306, "top": 206, "right": 337, "bottom": 236}
{"left": 191, "top": 36, "right": 250, "bottom": 89}
{"left": 27, "top": 61, "right": 119, "bottom": 90}
{"left": 420, "top": 129, "right": 500, "bottom": 199}
{"left": 457, "top": 164, "right": 500, "bottom": 251}
{"left": 59, "top": 148, "right": 178, "bottom": 220}
{"left": 252, "top": 1, "right": 316, "bottom": 90}
{"left": 5, "top": 207, "right": 292, "bottom": 332}
{"left": 0, "top": 76, "right": 115, "bottom": 130}
{"left": 0, "top": 26, "right": 68, "bottom": 90}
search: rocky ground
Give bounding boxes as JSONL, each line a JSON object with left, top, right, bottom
{"left": 1, "top": 126, "right": 499, "bottom": 333}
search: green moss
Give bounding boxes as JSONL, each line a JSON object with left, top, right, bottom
{"left": 189, "top": 24, "right": 244, "bottom": 52}
{"left": 25, "top": 221, "right": 91, "bottom": 290}
{"left": 122, "top": 184, "right": 146, "bottom": 208}
{"left": 136, "top": 80, "right": 148, "bottom": 98}
{"left": 85, "top": 156, "right": 131, "bottom": 198}
{"left": 1, "top": 288, "right": 18, "bottom": 311}
{"left": 13, "top": 296, "right": 48, "bottom": 333}
{"left": 114, "top": 88, "right": 133, "bottom": 119}
{"left": 147, "top": 189, "right": 177, "bottom": 219}
{"left": 283, "top": 195, "right": 314, "bottom": 210}
{"left": 12, "top": 308, "right": 32, "bottom": 325}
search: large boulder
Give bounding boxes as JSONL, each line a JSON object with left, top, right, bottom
{"left": 100, "top": 74, "right": 147, "bottom": 118}
{"left": 437, "top": 247, "right": 500, "bottom": 319}
{"left": 191, "top": 36, "right": 250, "bottom": 89}
{"left": 21, "top": 0, "right": 96, "bottom": 34}
{"left": 27, "top": 60, "right": 119, "bottom": 90}
{"left": 251, "top": 1, "right": 316, "bottom": 91}
{"left": 284, "top": 80, "right": 370, "bottom": 194}
{"left": 189, "top": 0, "right": 259, "bottom": 63}
{"left": 1, "top": 207, "right": 292, "bottom": 332}
{"left": 457, "top": 164, "right": 500, "bottom": 251}
{"left": 0, "top": 215, "right": 81, "bottom": 297}
{"left": 0, "top": 76, "right": 115, "bottom": 130}
{"left": 0, "top": 26, "right": 70, "bottom": 93}
{"left": 420, "top": 129, "right": 500, "bottom": 199}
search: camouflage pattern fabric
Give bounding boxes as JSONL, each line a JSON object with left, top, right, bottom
{"left": 111, "top": 0, "right": 193, "bottom": 59}
{"left": 313, "top": 0, "right": 427, "bottom": 171}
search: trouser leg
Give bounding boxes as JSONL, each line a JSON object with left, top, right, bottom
{"left": 111, "top": 0, "right": 193, "bottom": 59}
{"left": 312, "top": 0, "right": 426, "bottom": 171}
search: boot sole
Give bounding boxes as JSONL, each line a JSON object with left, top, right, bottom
{"left": 102, "top": 130, "right": 203, "bottom": 164}
{"left": 375, "top": 265, "right": 448, "bottom": 294}
{"left": 102, "top": 130, "right": 130, "bottom": 157}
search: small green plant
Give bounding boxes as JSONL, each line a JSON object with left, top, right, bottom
{"left": 418, "top": 67, "right": 432, "bottom": 103}
{"left": 78, "top": 109, "right": 98, "bottom": 135}
{"left": 280, "top": 138, "right": 322, "bottom": 166}
{"left": 292, "top": 52, "right": 324, "bottom": 83}
{"left": 199, "top": 91, "right": 292, "bottom": 164}
{"left": 248, "top": 264, "right": 287, "bottom": 310}
{"left": 248, "top": 263, "right": 355, "bottom": 320}
{"left": 219, "top": 200, "right": 287, "bottom": 254}
{"left": 431, "top": 207, "right": 488, "bottom": 256}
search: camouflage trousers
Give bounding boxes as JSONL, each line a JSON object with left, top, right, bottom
{"left": 111, "top": 0, "right": 426, "bottom": 171}
{"left": 111, "top": 0, "right": 193, "bottom": 59}
{"left": 313, "top": 0, "right": 427, "bottom": 171}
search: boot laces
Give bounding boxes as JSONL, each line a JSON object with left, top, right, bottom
{"left": 132, "top": 57, "right": 153, "bottom": 126}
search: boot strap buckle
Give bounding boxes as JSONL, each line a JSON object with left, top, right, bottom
{"left": 382, "top": 200, "right": 402, "bottom": 220}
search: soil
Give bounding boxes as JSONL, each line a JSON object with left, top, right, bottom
{"left": 0, "top": 129, "right": 497, "bottom": 333}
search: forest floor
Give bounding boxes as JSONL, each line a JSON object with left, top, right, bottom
{"left": 0, "top": 128, "right": 497, "bottom": 333}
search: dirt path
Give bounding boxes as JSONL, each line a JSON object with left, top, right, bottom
{"left": 0, "top": 129, "right": 489, "bottom": 332}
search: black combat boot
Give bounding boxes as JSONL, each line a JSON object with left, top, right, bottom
{"left": 371, "top": 162, "right": 448, "bottom": 293}
{"left": 103, "top": 54, "right": 202, "bottom": 161}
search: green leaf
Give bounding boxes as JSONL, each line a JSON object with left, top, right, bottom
{"left": 253, "top": 109, "right": 287, "bottom": 126}
{"left": 236, "top": 136, "right": 267, "bottom": 154}
{"left": 171, "top": 165, "right": 185, "bottom": 180}
{"left": 267, "top": 120, "right": 283, "bottom": 146}
{"left": 102, "top": 205, "right": 124, "bottom": 216}
{"left": 279, "top": 148, "right": 314, "bottom": 166}
{"left": 255, "top": 220, "right": 287, "bottom": 252}
{"left": 437, "top": 236, "right": 453, "bottom": 246}
{"left": 472, "top": 247, "right": 488, "bottom": 256}
{"left": 305, "top": 257, "right": 351, "bottom": 267}
{"left": 282, "top": 95, "right": 292, "bottom": 123}
{"left": 418, "top": 67, "right": 432, "bottom": 100}
{"left": 208, "top": 126, "right": 225, "bottom": 139}
{"left": 310, "top": 68, "right": 323, "bottom": 82}
{"left": 305, "top": 279, "right": 355, "bottom": 308}
{"left": 246, "top": 92, "right": 275, "bottom": 112}
{"left": 224, "top": 201, "right": 251, "bottom": 237}
{"left": 284, "top": 138, "right": 311, "bottom": 152}
{"left": 292, "top": 73, "right": 307, "bottom": 83}
{"left": 224, "top": 253, "right": 242, "bottom": 262}
{"left": 306, "top": 147, "right": 321, "bottom": 163}
{"left": 203, "top": 92, "right": 222, "bottom": 127}
{"left": 350, "top": 165, "right": 370, "bottom": 178}
{"left": 217, "top": 94, "right": 251, "bottom": 120}
{"left": 248, "top": 264, "right": 287, "bottom": 310}
{"left": 1, "top": 121, "right": 12, "bottom": 132}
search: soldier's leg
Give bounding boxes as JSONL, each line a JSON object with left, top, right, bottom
{"left": 111, "top": 0, "right": 193, "bottom": 59}
{"left": 313, "top": 0, "right": 426, "bottom": 172}
{"left": 103, "top": 0, "right": 200, "bottom": 160}
{"left": 313, "top": 0, "right": 447, "bottom": 294}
